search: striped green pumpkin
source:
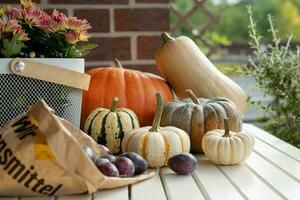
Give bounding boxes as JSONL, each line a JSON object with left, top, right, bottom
{"left": 84, "top": 97, "right": 139, "bottom": 154}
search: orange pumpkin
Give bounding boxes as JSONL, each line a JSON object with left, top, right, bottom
{"left": 81, "top": 59, "right": 174, "bottom": 128}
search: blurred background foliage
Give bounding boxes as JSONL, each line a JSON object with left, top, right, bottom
{"left": 171, "top": 0, "right": 300, "bottom": 43}
{"left": 171, "top": 0, "right": 300, "bottom": 76}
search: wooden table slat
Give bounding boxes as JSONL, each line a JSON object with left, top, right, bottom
{"left": 194, "top": 156, "right": 245, "bottom": 200}
{"left": 253, "top": 138, "right": 300, "bottom": 181}
{"left": 218, "top": 158, "right": 283, "bottom": 200}
{"left": 159, "top": 168, "right": 205, "bottom": 200}
{"left": 131, "top": 169, "right": 167, "bottom": 200}
{"left": 95, "top": 186, "right": 128, "bottom": 200}
{"left": 243, "top": 124, "right": 300, "bottom": 161}
{"left": 56, "top": 194, "right": 92, "bottom": 200}
{"left": 245, "top": 152, "right": 300, "bottom": 199}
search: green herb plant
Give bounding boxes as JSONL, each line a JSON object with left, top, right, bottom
{"left": 247, "top": 6, "right": 300, "bottom": 147}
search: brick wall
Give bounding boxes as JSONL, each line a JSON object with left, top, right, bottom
{"left": 2, "top": 0, "right": 170, "bottom": 74}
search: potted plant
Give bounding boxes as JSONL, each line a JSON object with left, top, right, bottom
{"left": 0, "top": 0, "right": 97, "bottom": 128}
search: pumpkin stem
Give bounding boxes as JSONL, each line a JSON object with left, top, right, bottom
{"left": 186, "top": 89, "right": 200, "bottom": 105}
{"left": 114, "top": 59, "right": 123, "bottom": 69}
{"left": 162, "top": 32, "right": 175, "bottom": 44}
{"left": 223, "top": 118, "right": 230, "bottom": 137}
{"left": 150, "top": 92, "right": 164, "bottom": 132}
{"left": 111, "top": 97, "right": 119, "bottom": 112}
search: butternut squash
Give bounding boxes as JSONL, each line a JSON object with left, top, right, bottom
{"left": 155, "top": 33, "right": 248, "bottom": 115}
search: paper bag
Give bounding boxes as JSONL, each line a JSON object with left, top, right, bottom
{"left": 0, "top": 100, "right": 153, "bottom": 196}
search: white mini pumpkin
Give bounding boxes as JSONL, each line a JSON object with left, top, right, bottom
{"left": 122, "top": 92, "right": 190, "bottom": 168}
{"left": 202, "top": 118, "right": 255, "bottom": 165}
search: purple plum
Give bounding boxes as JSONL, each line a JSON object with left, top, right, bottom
{"left": 97, "top": 162, "right": 119, "bottom": 177}
{"left": 114, "top": 157, "right": 135, "bottom": 177}
{"left": 168, "top": 153, "right": 197, "bottom": 175}
{"left": 120, "top": 152, "right": 148, "bottom": 175}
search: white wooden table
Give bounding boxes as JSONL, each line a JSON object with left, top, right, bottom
{"left": 1, "top": 124, "right": 300, "bottom": 200}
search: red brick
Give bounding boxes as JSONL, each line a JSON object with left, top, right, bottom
{"left": 1, "top": 0, "right": 19, "bottom": 3}
{"left": 1, "top": 0, "right": 40, "bottom": 3}
{"left": 115, "top": 9, "right": 169, "bottom": 31}
{"left": 74, "top": 9, "right": 109, "bottom": 32}
{"left": 86, "top": 37, "right": 131, "bottom": 61}
{"left": 49, "top": 0, "right": 128, "bottom": 4}
{"left": 138, "top": 36, "right": 162, "bottom": 59}
{"left": 44, "top": 9, "right": 68, "bottom": 15}
{"left": 136, "top": 0, "right": 169, "bottom": 3}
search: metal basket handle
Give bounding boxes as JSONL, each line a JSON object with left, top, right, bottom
{"left": 10, "top": 58, "right": 91, "bottom": 91}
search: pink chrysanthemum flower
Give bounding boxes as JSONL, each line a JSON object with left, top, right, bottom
{"left": 24, "top": 7, "right": 49, "bottom": 27}
{"left": 61, "top": 17, "right": 92, "bottom": 43}
{"left": 0, "top": 5, "right": 11, "bottom": 17}
{"left": 40, "top": 9, "right": 67, "bottom": 33}
{"left": 52, "top": 9, "right": 67, "bottom": 23}
{"left": 4, "top": 0, "right": 92, "bottom": 45}
{"left": 6, "top": 7, "right": 21, "bottom": 20}
{"left": 0, "top": 18, "right": 3, "bottom": 30}
{"left": 0, "top": 19, "right": 29, "bottom": 41}
{"left": 7, "top": 4, "right": 50, "bottom": 28}
{"left": 64, "top": 30, "right": 80, "bottom": 44}
{"left": 20, "top": 0, "right": 37, "bottom": 9}
{"left": 45, "top": 10, "right": 92, "bottom": 43}
{"left": 62, "top": 17, "right": 91, "bottom": 33}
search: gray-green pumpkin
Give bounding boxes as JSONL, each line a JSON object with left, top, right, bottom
{"left": 84, "top": 97, "right": 139, "bottom": 154}
{"left": 161, "top": 89, "right": 242, "bottom": 153}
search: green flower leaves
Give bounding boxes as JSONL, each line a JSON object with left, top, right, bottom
{"left": 1, "top": 36, "right": 25, "bottom": 58}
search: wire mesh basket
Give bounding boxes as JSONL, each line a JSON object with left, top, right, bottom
{"left": 0, "top": 58, "right": 90, "bottom": 128}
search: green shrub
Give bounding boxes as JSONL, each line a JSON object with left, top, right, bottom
{"left": 247, "top": 7, "right": 300, "bottom": 148}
